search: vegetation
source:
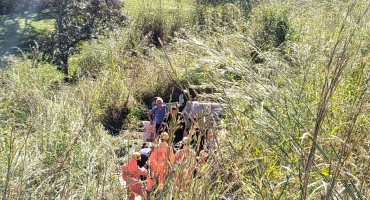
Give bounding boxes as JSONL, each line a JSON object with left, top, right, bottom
{"left": 1, "top": 0, "right": 370, "bottom": 199}
{"left": 37, "top": 0, "right": 128, "bottom": 76}
{"left": 0, "top": 0, "right": 46, "bottom": 15}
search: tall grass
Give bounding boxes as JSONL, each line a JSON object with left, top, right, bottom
{"left": 160, "top": 0, "right": 370, "bottom": 199}
{"left": 2, "top": 0, "right": 370, "bottom": 199}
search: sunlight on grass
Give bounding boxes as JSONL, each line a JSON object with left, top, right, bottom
{"left": 0, "top": 10, "right": 55, "bottom": 56}
{"left": 31, "top": 19, "right": 55, "bottom": 31}
{"left": 1, "top": 0, "right": 370, "bottom": 199}
{"left": 124, "top": 0, "right": 192, "bottom": 18}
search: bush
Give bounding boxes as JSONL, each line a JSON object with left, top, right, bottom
{"left": 194, "top": 0, "right": 256, "bottom": 17}
{"left": 36, "top": 0, "right": 128, "bottom": 75}
{"left": 72, "top": 50, "right": 105, "bottom": 80}
{"left": 99, "top": 102, "right": 129, "bottom": 136}
{"left": 251, "top": 6, "right": 291, "bottom": 49}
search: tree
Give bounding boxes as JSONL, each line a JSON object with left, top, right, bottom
{"left": 37, "top": 0, "right": 127, "bottom": 76}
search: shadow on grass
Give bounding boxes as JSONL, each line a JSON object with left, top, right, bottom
{"left": 0, "top": 10, "right": 54, "bottom": 66}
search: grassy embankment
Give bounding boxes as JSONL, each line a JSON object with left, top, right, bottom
{"left": 1, "top": 0, "right": 370, "bottom": 199}
{"left": 0, "top": 9, "right": 54, "bottom": 59}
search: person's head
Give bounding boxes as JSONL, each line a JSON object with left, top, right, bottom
{"left": 132, "top": 152, "right": 141, "bottom": 161}
{"left": 156, "top": 97, "right": 164, "bottom": 108}
{"left": 171, "top": 106, "right": 178, "bottom": 116}
{"left": 161, "top": 132, "right": 169, "bottom": 141}
{"left": 181, "top": 137, "right": 189, "bottom": 148}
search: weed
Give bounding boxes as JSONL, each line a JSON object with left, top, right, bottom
{"left": 2, "top": 0, "right": 370, "bottom": 199}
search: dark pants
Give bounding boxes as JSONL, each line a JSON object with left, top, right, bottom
{"left": 173, "top": 127, "right": 184, "bottom": 145}
{"left": 156, "top": 123, "right": 161, "bottom": 134}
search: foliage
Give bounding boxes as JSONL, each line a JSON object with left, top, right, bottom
{"left": 128, "top": 0, "right": 191, "bottom": 48}
{"left": 2, "top": 0, "right": 370, "bottom": 199}
{"left": 194, "top": 0, "right": 257, "bottom": 18}
{"left": 251, "top": 5, "right": 291, "bottom": 50}
{"left": 99, "top": 102, "right": 129, "bottom": 136}
{"left": 0, "top": 0, "right": 46, "bottom": 14}
{"left": 36, "top": 0, "right": 128, "bottom": 75}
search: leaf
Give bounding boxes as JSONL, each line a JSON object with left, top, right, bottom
{"left": 320, "top": 165, "right": 330, "bottom": 177}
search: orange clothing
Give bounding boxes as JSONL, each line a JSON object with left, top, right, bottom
{"left": 146, "top": 141, "right": 174, "bottom": 191}
{"left": 121, "top": 158, "right": 148, "bottom": 200}
{"left": 149, "top": 141, "right": 174, "bottom": 167}
{"left": 175, "top": 148, "right": 197, "bottom": 168}
{"left": 174, "top": 148, "right": 185, "bottom": 163}
{"left": 173, "top": 147, "right": 197, "bottom": 191}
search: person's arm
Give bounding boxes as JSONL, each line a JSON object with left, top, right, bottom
{"left": 137, "top": 166, "right": 148, "bottom": 176}
{"left": 160, "top": 106, "right": 169, "bottom": 123}
{"left": 169, "top": 149, "right": 175, "bottom": 164}
{"left": 163, "top": 112, "right": 170, "bottom": 123}
{"left": 148, "top": 110, "right": 153, "bottom": 124}
{"left": 121, "top": 163, "right": 128, "bottom": 180}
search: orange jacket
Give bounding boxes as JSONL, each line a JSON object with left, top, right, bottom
{"left": 173, "top": 147, "right": 197, "bottom": 190}
{"left": 121, "top": 158, "right": 148, "bottom": 181}
{"left": 149, "top": 141, "right": 174, "bottom": 168}
{"left": 175, "top": 147, "right": 197, "bottom": 164}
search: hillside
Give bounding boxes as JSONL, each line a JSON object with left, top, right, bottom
{"left": 1, "top": 0, "right": 370, "bottom": 199}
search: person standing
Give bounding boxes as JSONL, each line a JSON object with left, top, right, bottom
{"left": 178, "top": 90, "right": 190, "bottom": 112}
{"left": 167, "top": 106, "right": 183, "bottom": 124}
{"left": 148, "top": 97, "right": 169, "bottom": 134}
{"left": 146, "top": 132, "right": 174, "bottom": 193}
{"left": 164, "top": 105, "right": 185, "bottom": 144}
{"left": 121, "top": 152, "right": 148, "bottom": 200}
{"left": 173, "top": 137, "right": 197, "bottom": 192}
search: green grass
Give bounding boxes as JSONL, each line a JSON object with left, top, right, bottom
{"left": 2, "top": 0, "right": 370, "bottom": 199}
{"left": 124, "top": 0, "right": 193, "bottom": 17}
{"left": 0, "top": 10, "right": 54, "bottom": 58}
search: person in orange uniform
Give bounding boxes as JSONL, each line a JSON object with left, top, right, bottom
{"left": 121, "top": 152, "right": 149, "bottom": 200}
{"left": 146, "top": 132, "right": 174, "bottom": 193}
{"left": 173, "top": 137, "right": 197, "bottom": 191}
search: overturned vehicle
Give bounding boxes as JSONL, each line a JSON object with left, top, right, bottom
{"left": 182, "top": 101, "right": 227, "bottom": 129}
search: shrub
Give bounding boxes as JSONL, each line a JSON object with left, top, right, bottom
{"left": 194, "top": 0, "right": 256, "bottom": 17}
{"left": 71, "top": 50, "right": 105, "bottom": 80}
{"left": 36, "top": 0, "right": 128, "bottom": 75}
{"left": 251, "top": 6, "right": 291, "bottom": 49}
{"left": 99, "top": 102, "right": 129, "bottom": 136}
{"left": 141, "top": 16, "right": 165, "bottom": 48}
